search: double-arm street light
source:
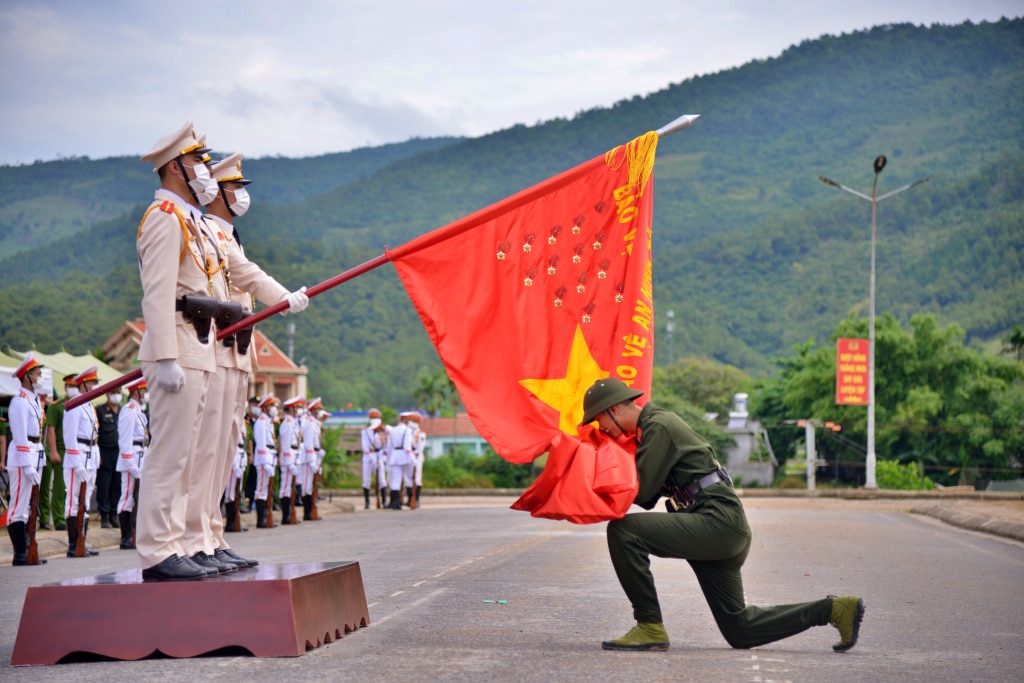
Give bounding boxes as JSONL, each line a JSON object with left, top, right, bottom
{"left": 819, "top": 156, "right": 931, "bottom": 488}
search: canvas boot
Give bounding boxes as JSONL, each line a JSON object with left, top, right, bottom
{"left": 829, "top": 595, "right": 865, "bottom": 652}
{"left": 601, "top": 622, "right": 670, "bottom": 651}
{"left": 8, "top": 521, "right": 28, "bottom": 565}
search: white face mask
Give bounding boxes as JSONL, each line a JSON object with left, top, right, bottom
{"left": 296, "top": 407, "right": 305, "bottom": 418}
{"left": 32, "top": 376, "right": 45, "bottom": 393}
{"left": 140, "top": 393, "right": 149, "bottom": 406}
{"left": 187, "top": 162, "right": 219, "bottom": 206}
{"left": 66, "top": 386, "right": 80, "bottom": 398}
{"left": 229, "top": 187, "right": 250, "bottom": 217}
{"left": 250, "top": 406, "right": 260, "bottom": 417}
{"left": 108, "top": 393, "right": 122, "bottom": 405}
{"left": 268, "top": 406, "right": 279, "bottom": 419}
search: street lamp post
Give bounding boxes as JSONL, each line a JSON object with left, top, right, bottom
{"left": 819, "top": 157, "right": 931, "bottom": 489}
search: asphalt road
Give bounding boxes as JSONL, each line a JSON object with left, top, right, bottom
{"left": 1, "top": 497, "right": 1021, "bottom": 682}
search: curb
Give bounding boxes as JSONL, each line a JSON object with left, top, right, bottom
{"left": 909, "top": 503, "right": 1024, "bottom": 543}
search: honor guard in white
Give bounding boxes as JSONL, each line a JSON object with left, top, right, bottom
{"left": 386, "top": 413, "right": 415, "bottom": 510}
{"left": 360, "top": 408, "right": 388, "bottom": 509}
{"left": 408, "top": 413, "right": 426, "bottom": 508}
{"left": 299, "top": 397, "right": 322, "bottom": 520}
{"left": 198, "top": 152, "right": 306, "bottom": 569}
{"left": 116, "top": 377, "right": 149, "bottom": 550}
{"left": 252, "top": 394, "right": 278, "bottom": 528}
{"left": 278, "top": 396, "right": 303, "bottom": 524}
{"left": 63, "top": 366, "right": 101, "bottom": 558}
{"left": 5, "top": 354, "right": 48, "bottom": 566}
{"left": 134, "top": 121, "right": 218, "bottom": 581}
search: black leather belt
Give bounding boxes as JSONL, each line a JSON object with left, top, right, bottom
{"left": 79, "top": 439, "right": 97, "bottom": 447}
{"left": 28, "top": 435, "right": 40, "bottom": 443}
{"left": 682, "top": 469, "right": 729, "bottom": 498}
{"left": 133, "top": 440, "right": 147, "bottom": 447}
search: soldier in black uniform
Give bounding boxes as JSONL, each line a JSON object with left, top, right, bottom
{"left": 581, "top": 378, "right": 865, "bottom": 653}
{"left": 95, "top": 391, "right": 123, "bottom": 528}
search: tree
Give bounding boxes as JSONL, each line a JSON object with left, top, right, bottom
{"left": 752, "top": 313, "right": 1024, "bottom": 488}
{"left": 1002, "top": 325, "right": 1024, "bottom": 363}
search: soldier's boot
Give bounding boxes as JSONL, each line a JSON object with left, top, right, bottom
{"left": 255, "top": 499, "right": 267, "bottom": 528}
{"left": 66, "top": 523, "right": 79, "bottom": 557}
{"left": 829, "top": 595, "right": 865, "bottom": 652}
{"left": 390, "top": 489, "right": 403, "bottom": 510}
{"left": 110, "top": 510, "right": 120, "bottom": 529}
{"left": 406, "top": 488, "right": 413, "bottom": 507}
{"left": 302, "top": 495, "right": 313, "bottom": 520}
{"left": 101, "top": 511, "right": 112, "bottom": 528}
{"left": 363, "top": 488, "right": 371, "bottom": 509}
{"left": 8, "top": 521, "right": 28, "bottom": 565}
{"left": 601, "top": 622, "right": 670, "bottom": 651}
{"left": 119, "top": 511, "right": 134, "bottom": 549}
{"left": 280, "top": 497, "right": 292, "bottom": 525}
{"left": 415, "top": 486, "right": 422, "bottom": 507}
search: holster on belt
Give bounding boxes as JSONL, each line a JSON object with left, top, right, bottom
{"left": 234, "top": 311, "right": 255, "bottom": 355}
{"left": 176, "top": 295, "right": 219, "bottom": 344}
{"left": 215, "top": 301, "right": 244, "bottom": 348}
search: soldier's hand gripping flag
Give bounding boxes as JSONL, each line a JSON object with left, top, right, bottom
{"left": 389, "top": 133, "right": 660, "bottom": 523}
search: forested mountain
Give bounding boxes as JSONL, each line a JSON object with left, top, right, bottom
{"left": 0, "top": 19, "right": 1020, "bottom": 409}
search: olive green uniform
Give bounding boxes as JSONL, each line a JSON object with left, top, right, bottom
{"left": 40, "top": 399, "right": 68, "bottom": 529}
{"left": 607, "top": 402, "right": 832, "bottom": 648}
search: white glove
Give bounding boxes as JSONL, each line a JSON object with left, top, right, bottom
{"left": 131, "top": 466, "right": 143, "bottom": 480}
{"left": 155, "top": 359, "right": 186, "bottom": 393}
{"left": 281, "top": 286, "right": 308, "bottom": 314}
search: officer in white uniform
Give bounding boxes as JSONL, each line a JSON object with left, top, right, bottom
{"left": 386, "top": 413, "right": 414, "bottom": 510}
{"left": 63, "top": 365, "right": 101, "bottom": 558}
{"left": 408, "top": 413, "right": 426, "bottom": 508}
{"left": 278, "top": 396, "right": 303, "bottom": 524}
{"left": 115, "top": 376, "right": 149, "bottom": 549}
{"left": 360, "top": 408, "right": 388, "bottom": 509}
{"left": 299, "top": 397, "right": 321, "bottom": 520}
{"left": 4, "top": 353, "right": 48, "bottom": 566}
{"left": 223, "top": 429, "right": 247, "bottom": 529}
{"left": 200, "top": 152, "right": 306, "bottom": 568}
{"left": 134, "top": 121, "right": 218, "bottom": 581}
{"left": 252, "top": 394, "right": 278, "bottom": 528}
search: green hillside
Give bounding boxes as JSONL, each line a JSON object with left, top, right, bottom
{"left": 0, "top": 19, "right": 1021, "bottom": 410}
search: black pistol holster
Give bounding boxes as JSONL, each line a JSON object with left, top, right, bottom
{"left": 215, "top": 301, "right": 244, "bottom": 348}
{"left": 234, "top": 311, "right": 255, "bottom": 355}
{"left": 176, "top": 295, "right": 219, "bottom": 344}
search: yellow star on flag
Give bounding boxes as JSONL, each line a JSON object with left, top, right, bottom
{"left": 519, "top": 325, "right": 609, "bottom": 436}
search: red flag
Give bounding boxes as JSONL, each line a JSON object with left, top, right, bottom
{"left": 389, "top": 133, "right": 658, "bottom": 523}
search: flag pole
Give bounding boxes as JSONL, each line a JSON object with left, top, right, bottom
{"left": 67, "top": 114, "right": 701, "bottom": 409}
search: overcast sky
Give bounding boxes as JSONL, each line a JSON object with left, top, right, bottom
{"left": 0, "top": 1, "right": 1019, "bottom": 166}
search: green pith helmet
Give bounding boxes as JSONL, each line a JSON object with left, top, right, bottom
{"left": 581, "top": 378, "right": 644, "bottom": 425}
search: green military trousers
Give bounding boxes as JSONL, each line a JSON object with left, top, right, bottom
{"left": 38, "top": 458, "right": 67, "bottom": 527}
{"left": 606, "top": 508, "right": 832, "bottom": 648}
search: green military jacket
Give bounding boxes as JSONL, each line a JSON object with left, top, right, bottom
{"left": 633, "top": 402, "right": 750, "bottom": 535}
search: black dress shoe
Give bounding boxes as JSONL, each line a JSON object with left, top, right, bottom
{"left": 142, "top": 554, "right": 208, "bottom": 581}
{"left": 216, "top": 547, "right": 258, "bottom": 568}
{"left": 181, "top": 554, "right": 219, "bottom": 576}
{"left": 191, "top": 550, "right": 236, "bottom": 574}
{"left": 86, "top": 547, "right": 100, "bottom": 556}
{"left": 100, "top": 515, "right": 112, "bottom": 529}
{"left": 54, "top": 522, "right": 67, "bottom": 531}
{"left": 213, "top": 547, "right": 248, "bottom": 569}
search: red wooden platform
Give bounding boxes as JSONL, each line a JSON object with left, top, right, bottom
{"left": 11, "top": 561, "right": 369, "bottom": 666}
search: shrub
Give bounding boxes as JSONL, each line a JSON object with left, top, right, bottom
{"left": 876, "top": 460, "right": 934, "bottom": 490}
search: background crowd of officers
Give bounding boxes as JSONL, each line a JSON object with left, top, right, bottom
{"left": 3, "top": 354, "right": 430, "bottom": 569}
{"left": 360, "top": 408, "right": 427, "bottom": 511}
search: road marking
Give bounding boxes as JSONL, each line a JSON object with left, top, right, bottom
{"left": 363, "top": 589, "right": 447, "bottom": 631}
{"left": 390, "top": 590, "right": 405, "bottom": 597}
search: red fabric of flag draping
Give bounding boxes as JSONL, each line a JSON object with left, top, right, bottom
{"left": 389, "top": 133, "right": 658, "bottom": 523}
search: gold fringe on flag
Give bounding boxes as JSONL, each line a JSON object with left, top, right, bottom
{"left": 604, "top": 131, "right": 659, "bottom": 197}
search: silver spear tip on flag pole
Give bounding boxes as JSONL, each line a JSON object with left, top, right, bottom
{"left": 656, "top": 114, "right": 700, "bottom": 138}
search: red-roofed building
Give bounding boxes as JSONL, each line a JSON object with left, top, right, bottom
{"left": 419, "top": 412, "right": 489, "bottom": 457}
{"left": 100, "top": 318, "right": 307, "bottom": 400}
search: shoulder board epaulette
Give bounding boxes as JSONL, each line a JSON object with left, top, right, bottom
{"left": 159, "top": 200, "right": 175, "bottom": 213}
